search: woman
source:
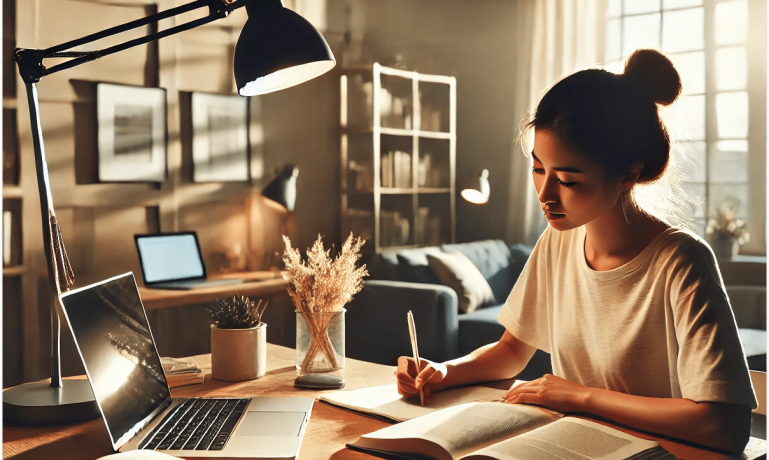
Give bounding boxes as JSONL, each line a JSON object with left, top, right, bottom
{"left": 396, "top": 49, "right": 757, "bottom": 453}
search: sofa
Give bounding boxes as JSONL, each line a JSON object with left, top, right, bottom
{"left": 345, "top": 239, "right": 553, "bottom": 381}
{"left": 727, "top": 285, "right": 767, "bottom": 372}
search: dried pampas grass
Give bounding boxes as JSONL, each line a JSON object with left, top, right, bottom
{"left": 282, "top": 233, "right": 368, "bottom": 313}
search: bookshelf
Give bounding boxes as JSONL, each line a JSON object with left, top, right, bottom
{"left": 340, "top": 63, "right": 456, "bottom": 253}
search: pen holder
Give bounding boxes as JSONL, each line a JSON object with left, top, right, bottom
{"left": 295, "top": 309, "right": 345, "bottom": 372}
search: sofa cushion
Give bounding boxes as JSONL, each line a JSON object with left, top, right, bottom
{"left": 427, "top": 251, "right": 496, "bottom": 313}
{"left": 396, "top": 247, "right": 443, "bottom": 284}
{"left": 442, "top": 240, "right": 513, "bottom": 303}
{"left": 367, "top": 248, "right": 402, "bottom": 281}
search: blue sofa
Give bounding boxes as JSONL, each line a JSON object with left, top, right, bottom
{"left": 345, "top": 239, "right": 552, "bottom": 380}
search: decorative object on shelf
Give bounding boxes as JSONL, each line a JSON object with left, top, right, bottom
{"left": 97, "top": 83, "right": 167, "bottom": 182}
{"left": 191, "top": 92, "right": 249, "bottom": 182}
{"left": 461, "top": 169, "right": 490, "bottom": 204}
{"left": 3, "top": 209, "right": 12, "bottom": 266}
{"left": 283, "top": 233, "right": 368, "bottom": 372}
{"left": 706, "top": 197, "right": 750, "bottom": 259}
{"left": 262, "top": 164, "right": 299, "bottom": 210}
{"left": 208, "top": 296, "right": 269, "bottom": 381}
{"left": 11, "top": 0, "right": 335, "bottom": 425}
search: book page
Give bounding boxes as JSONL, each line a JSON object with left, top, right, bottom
{"left": 321, "top": 383, "right": 508, "bottom": 422}
{"left": 351, "top": 402, "right": 561, "bottom": 460}
{"left": 464, "top": 418, "right": 659, "bottom": 460}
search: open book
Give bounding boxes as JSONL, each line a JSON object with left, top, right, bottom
{"left": 320, "top": 383, "right": 507, "bottom": 422}
{"left": 347, "top": 401, "right": 674, "bottom": 460}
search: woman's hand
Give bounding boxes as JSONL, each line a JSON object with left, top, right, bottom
{"left": 396, "top": 356, "right": 448, "bottom": 398}
{"left": 503, "top": 374, "right": 590, "bottom": 413}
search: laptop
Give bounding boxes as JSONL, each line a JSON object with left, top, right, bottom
{"left": 59, "top": 272, "right": 314, "bottom": 458}
{"left": 135, "top": 232, "right": 242, "bottom": 289}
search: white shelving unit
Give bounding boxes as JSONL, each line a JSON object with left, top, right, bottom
{"left": 340, "top": 63, "right": 456, "bottom": 252}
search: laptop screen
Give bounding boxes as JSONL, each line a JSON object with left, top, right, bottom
{"left": 59, "top": 272, "right": 172, "bottom": 450}
{"left": 135, "top": 232, "right": 207, "bottom": 284}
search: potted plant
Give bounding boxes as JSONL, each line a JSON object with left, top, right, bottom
{"left": 706, "top": 198, "right": 750, "bottom": 259}
{"left": 208, "top": 295, "right": 268, "bottom": 381}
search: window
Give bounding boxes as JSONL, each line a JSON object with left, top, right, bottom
{"left": 606, "top": 0, "right": 766, "bottom": 255}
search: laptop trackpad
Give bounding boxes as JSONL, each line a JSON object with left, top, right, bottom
{"left": 236, "top": 412, "right": 306, "bottom": 437}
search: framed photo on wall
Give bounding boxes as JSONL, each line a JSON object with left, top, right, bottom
{"left": 96, "top": 83, "right": 167, "bottom": 182}
{"left": 191, "top": 92, "right": 249, "bottom": 182}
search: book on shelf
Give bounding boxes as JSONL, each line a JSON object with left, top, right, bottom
{"left": 347, "top": 401, "right": 674, "bottom": 460}
{"left": 161, "top": 357, "right": 204, "bottom": 389}
{"left": 381, "top": 150, "right": 411, "bottom": 189}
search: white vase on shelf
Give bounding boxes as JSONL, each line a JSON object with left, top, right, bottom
{"left": 710, "top": 234, "right": 739, "bottom": 260}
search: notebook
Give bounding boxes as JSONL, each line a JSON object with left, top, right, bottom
{"left": 134, "top": 232, "right": 242, "bottom": 290}
{"left": 59, "top": 272, "right": 314, "bottom": 459}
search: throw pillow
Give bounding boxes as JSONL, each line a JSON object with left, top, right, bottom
{"left": 396, "top": 247, "right": 443, "bottom": 284}
{"left": 427, "top": 251, "right": 496, "bottom": 313}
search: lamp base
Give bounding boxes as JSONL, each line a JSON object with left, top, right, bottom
{"left": 3, "top": 379, "right": 100, "bottom": 425}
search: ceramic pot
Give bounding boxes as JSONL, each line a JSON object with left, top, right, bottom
{"left": 210, "top": 323, "right": 266, "bottom": 381}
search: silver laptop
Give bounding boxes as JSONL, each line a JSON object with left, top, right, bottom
{"left": 134, "top": 232, "right": 242, "bottom": 289}
{"left": 59, "top": 272, "right": 313, "bottom": 459}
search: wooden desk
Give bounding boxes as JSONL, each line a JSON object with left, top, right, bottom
{"left": 2, "top": 344, "right": 762, "bottom": 460}
{"left": 138, "top": 271, "right": 286, "bottom": 311}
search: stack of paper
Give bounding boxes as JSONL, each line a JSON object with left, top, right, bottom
{"left": 161, "top": 357, "right": 204, "bottom": 389}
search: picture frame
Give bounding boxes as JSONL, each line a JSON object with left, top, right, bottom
{"left": 97, "top": 83, "right": 167, "bottom": 182}
{"left": 191, "top": 92, "right": 249, "bottom": 182}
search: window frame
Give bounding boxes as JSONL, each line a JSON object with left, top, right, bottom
{"left": 606, "top": 0, "right": 766, "bottom": 256}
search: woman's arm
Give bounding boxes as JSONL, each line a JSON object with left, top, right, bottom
{"left": 434, "top": 330, "right": 536, "bottom": 390}
{"left": 396, "top": 330, "right": 536, "bottom": 396}
{"left": 504, "top": 374, "right": 752, "bottom": 454}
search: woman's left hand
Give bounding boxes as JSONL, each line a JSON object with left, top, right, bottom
{"left": 503, "top": 374, "right": 590, "bottom": 413}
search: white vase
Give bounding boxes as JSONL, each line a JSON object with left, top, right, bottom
{"left": 210, "top": 323, "right": 267, "bottom": 381}
{"left": 711, "top": 234, "right": 739, "bottom": 260}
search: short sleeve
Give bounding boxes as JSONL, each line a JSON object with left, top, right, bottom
{"left": 668, "top": 241, "right": 757, "bottom": 408}
{"left": 497, "top": 228, "right": 553, "bottom": 353}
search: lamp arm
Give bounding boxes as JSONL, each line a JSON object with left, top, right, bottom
{"left": 14, "top": 0, "right": 245, "bottom": 84}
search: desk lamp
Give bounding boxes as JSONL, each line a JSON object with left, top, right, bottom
{"left": 460, "top": 169, "right": 490, "bottom": 204}
{"left": 5, "top": 0, "right": 334, "bottom": 425}
{"left": 261, "top": 164, "right": 299, "bottom": 211}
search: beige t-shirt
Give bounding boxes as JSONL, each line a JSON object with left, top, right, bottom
{"left": 498, "top": 225, "right": 757, "bottom": 407}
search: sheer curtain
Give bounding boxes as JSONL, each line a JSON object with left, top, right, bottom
{"left": 506, "top": 0, "right": 608, "bottom": 246}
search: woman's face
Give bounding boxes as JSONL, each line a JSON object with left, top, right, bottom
{"left": 531, "top": 129, "right": 625, "bottom": 231}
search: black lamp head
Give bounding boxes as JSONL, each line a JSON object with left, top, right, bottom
{"left": 262, "top": 164, "right": 299, "bottom": 211}
{"left": 235, "top": 0, "right": 336, "bottom": 96}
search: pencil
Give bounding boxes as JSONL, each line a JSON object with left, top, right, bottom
{"left": 407, "top": 311, "right": 425, "bottom": 406}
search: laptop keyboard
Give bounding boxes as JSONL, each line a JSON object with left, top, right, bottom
{"left": 139, "top": 398, "right": 250, "bottom": 451}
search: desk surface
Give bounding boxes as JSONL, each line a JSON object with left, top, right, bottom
{"left": 2, "top": 344, "right": 761, "bottom": 460}
{"left": 138, "top": 271, "right": 286, "bottom": 310}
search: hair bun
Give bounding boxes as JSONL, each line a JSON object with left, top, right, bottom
{"left": 623, "top": 49, "right": 682, "bottom": 106}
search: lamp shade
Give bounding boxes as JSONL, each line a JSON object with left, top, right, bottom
{"left": 460, "top": 169, "right": 490, "bottom": 204}
{"left": 262, "top": 164, "right": 299, "bottom": 211}
{"left": 235, "top": 0, "right": 336, "bottom": 96}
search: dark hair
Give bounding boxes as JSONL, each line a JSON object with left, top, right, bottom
{"left": 525, "top": 49, "right": 682, "bottom": 183}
